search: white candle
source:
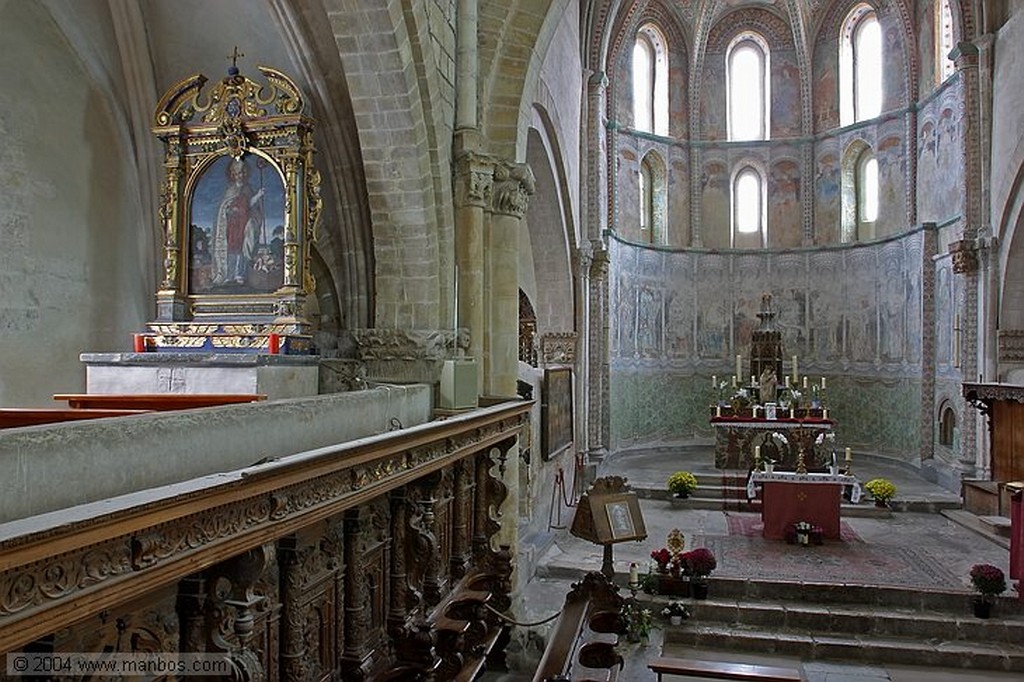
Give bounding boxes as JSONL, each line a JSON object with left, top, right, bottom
{"left": 823, "top": 408, "right": 829, "bottom": 419}
{"left": 821, "top": 377, "right": 826, "bottom": 389}
{"left": 753, "top": 405, "right": 760, "bottom": 417}
{"left": 845, "top": 447, "right": 852, "bottom": 462}
{"left": 803, "top": 376, "right": 808, "bottom": 389}
{"left": 784, "top": 375, "right": 790, "bottom": 387}
{"left": 754, "top": 445, "right": 761, "bottom": 462}
{"left": 629, "top": 562, "right": 639, "bottom": 587}
{"left": 732, "top": 375, "right": 738, "bottom": 388}
{"left": 736, "top": 354, "right": 743, "bottom": 381}
{"left": 712, "top": 375, "right": 717, "bottom": 388}
{"left": 789, "top": 407, "right": 795, "bottom": 419}
{"left": 715, "top": 405, "right": 722, "bottom": 417}
{"left": 792, "top": 355, "right": 798, "bottom": 381}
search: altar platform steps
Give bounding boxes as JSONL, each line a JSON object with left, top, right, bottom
{"left": 661, "top": 577, "right": 1024, "bottom": 673}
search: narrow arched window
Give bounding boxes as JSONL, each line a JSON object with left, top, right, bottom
{"left": 857, "top": 150, "right": 878, "bottom": 236}
{"left": 633, "top": 24, "right": 669, "bottom": 136}
{"left": 840, "top": 5, "right": 883, "bottom": 125}
{"left": 732, "top": 166, "right": 764, "bottom": 246}
{"left": 728, "top": 35, "right": 770, "bottom": 141}
{"left": 939, "top": 404, "right": 957, "bottom": 447}
{"left": 937, "top": 0, "right": 955, "bottom": 83}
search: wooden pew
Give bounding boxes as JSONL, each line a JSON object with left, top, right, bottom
{"left": 0, "top": 408, "right": 149, "bottom": 429}
{"left": 532, "top": 572, "right": 626, "bottom": 682}
{"left": 648, "top": 657, "right": 802, "bottom": 682}
{"left": 53, "top": 393, "right": 266, "bottom": 410}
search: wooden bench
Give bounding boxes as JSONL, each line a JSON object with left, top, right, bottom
{"left": 649, "top": 657, "right": 802, "bottom": 682}
{"left": 53, "top": 393, "right": 266, "bottom": 410}
{"left": 532, "top": 571, "right": 626, "bottom": 682}
{"left": 0, "top": 408, "right": 149, "bottom": 429}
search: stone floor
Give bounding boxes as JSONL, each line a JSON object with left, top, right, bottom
{"left": 488, "top": 445, "right": 1022, "bottom": 682}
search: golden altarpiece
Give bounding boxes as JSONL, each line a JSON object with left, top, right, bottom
{"left": 144, "top": 62, "right": 321, "bottom": 354}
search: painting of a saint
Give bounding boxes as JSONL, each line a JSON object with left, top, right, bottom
{"left": 189, "top": 154, "right": 286, "bottom": 295}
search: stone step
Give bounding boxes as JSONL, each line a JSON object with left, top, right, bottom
{"left": 979, "top": 515, "right": 1013, "bottom": 538}
{"left": 681, "top": 596, "right": 1024, "bottom": 645}
{"left": 663, "top": 620, "right": 1024, "bottom": 672}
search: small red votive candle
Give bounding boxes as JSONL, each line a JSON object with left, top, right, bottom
{"left": 268, "top": 333, "right": 281, "bottom": 354}
{"left": 133, "top": 334, "right": 146, "bottom": 353}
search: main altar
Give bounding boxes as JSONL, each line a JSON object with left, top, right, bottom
{"left": 710, "top": 294, "right": 835, "bottom": 470}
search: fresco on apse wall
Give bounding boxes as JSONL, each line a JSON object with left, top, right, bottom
{"left": 934, "top": 258, "right": 960, "bottom": 372}
{"left": 769, "top": 159, "right": 801, "bottom": 244}
{"left": 877, "top": 133, "right": 906, "bottom": 232}
{"left": 617, "top": 146, "right": 639, "bottom": 235}
{"left": 701, "top": 160, "right": 730, "bottom": 244}
{"left": 669, "top": 157, "right": 690, "bottom": 247}
{"left": 701, "top": 58, "right": 726, "bottom": 140}
{"left": 772, "top": 53, "right": 802, "bottom": 137}
{"left": 607, "top": 235, "right": 926, "bottom": 453}
{"left": 609, "top": 231, "right": 924, "bottom": 370}
{"left": 917, "top": 84, "right": 964, "bottom": 221}
{"left": 815, "top": 148, "right": 841, "bottom": 230}
{"left": 813, "top": 54, "right": 838, "bottom": 131}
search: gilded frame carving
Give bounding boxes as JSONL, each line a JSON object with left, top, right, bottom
{"left": 149, "top": 65, "right": 322, "bottom": 351}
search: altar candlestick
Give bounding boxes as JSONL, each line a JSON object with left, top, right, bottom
{"left": 792, "top": 355, "right": 798, "bottom": 381}
{"left": 845, "top": 447, "right": 852, "bottom": 462}
{"left": 732, "top": 375, "right": 737, "bottom": 388}
{"left": 789, "top": 407, "right": 795, "bottom": 419}
{"left": 715, "top": 405, "right": 721, "bottom": 417}
{"left": 823, "top": 408, "right": 829, "bottom": 420}
{"left": 784, "top": 375, "right": 790, "bottom": 387}
{"left": 821, "top": 377, "right": 826, "bottom": 389}
{"left": 803, "top": 376, "right": 808, "bottom": 389}
{"left": 752, "top": 405, "right": 760, "bottom": 418}
{"left": 736, "top": 354, "right": 742, "bottom": 381}
{"left": 712, "top": 375, "right": 717, "bottom": 388}
{"left": 754, "top": 445, "right": 761, "bottom": 463}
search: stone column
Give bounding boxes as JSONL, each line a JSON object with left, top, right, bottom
{"left": 919, "top": 225, "right": 937, "bottom": 464}
{"left": 453, "top": 148, "right": 492, "bottom": 390}
{"left": 587, "top": 246, "right": 611, "bottom": 463}
{"left": 486, "top": 160, "right": 534, "bottom": 396}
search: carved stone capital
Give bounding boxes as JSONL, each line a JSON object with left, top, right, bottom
{"left": 454, "top": 151, "right": 494, "bottom": 208}
{"left": 950, "top": 41, "right": 980, "bottom": 70}
{"left": 540, "top": 332, "right": 578, "bottom": 366}
{"left": 949, "top": 239, "right": 979, "bottom": 275}
{"left": 491, "top": 161, "right": 535, "bottom": 218}
{"left": 351, "top": 329, "right": 469, "bottom": 361}
{"left": 590, "top": 247, "right": 610, "bottom": 279}
{"left": 575, "top": 241, "right": 594, "bottom": 277}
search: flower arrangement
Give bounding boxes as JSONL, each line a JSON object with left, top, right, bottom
{"left": 661, "top": 600, "right": 689, "bottom": 619}
{"left": 667, "top": 471, "right": 698, "bottom": 498}
{"left": 681, "top": 547, "right": 717, "bottom": 581}
{"left": 622, "top": 600, "right": 654, "bottom": 641}
{"left": 864, "top": 478, "right": 897, "bottom": 503}
{"left": 650, "top": 547, "right": 673, "bottom": 572}
{"left": 969, "top": 563, "right": 1007, "bottom": 600}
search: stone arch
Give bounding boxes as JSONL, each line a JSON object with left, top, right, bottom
{"left": 318, "top": 0, "right": 452, "bottom": 331}
{"left": 640, "top": 149, "right": 668, "bottom": 244}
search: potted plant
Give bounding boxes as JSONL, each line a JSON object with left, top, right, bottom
{"left": 864, "top": 478, "right": 897, "bottom": 507}
{"left": 681, "top": 547, "right": 716, "bottom": 599}
{"left": 661, "top": 600, "right": 689, "bottom": 626}
{"left": 650, "top": 547, "right": 673, "bottom": 574}
{"left": 969, "top": 563, "right": 1006, "bottom": 618}
{"left": 622, "top": 600, "right": 654, "bottom": 643}
{"left": 667, "top": 471, "right": 698, "bottom": 499}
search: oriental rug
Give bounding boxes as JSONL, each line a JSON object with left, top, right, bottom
{"left": 725, "top": 511, "right": 863, "bottom": 543}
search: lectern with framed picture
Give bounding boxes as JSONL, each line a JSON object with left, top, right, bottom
{"left": 571, "top": 476, "right": 647, "bottom": 577}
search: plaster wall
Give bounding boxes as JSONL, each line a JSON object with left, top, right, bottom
{"left": 0, "top": 384, "right": 432, "bottom": 523}
{"left": 0, "top": 1, "right": 148, "bottom": 406}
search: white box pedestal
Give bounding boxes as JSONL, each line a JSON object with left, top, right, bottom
{"left": 80, "top": 352, "right": 320, "bottom": 400}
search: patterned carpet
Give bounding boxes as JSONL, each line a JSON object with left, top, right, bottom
{"left": 725, "top": 511, "right": 863, "bottom": 543}
{"left": 703, "top": 516, "right": 963, "bottom": 588}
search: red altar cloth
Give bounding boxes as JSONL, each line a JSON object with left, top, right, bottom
{"left": 759, "top": 480, "right": 842, "bottom": 540}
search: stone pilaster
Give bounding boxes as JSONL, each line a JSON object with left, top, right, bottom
{"left": 575, "top": 242, "right": 593, "bottom": 455}
{"left": 453, "top": 147, "right": 492, "bottom": 390}
{"left": 950, "top": 40, "right": 983, "bottom": 468}
{"left": 588, "top": 246, "right": 610, "bottom": 461}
